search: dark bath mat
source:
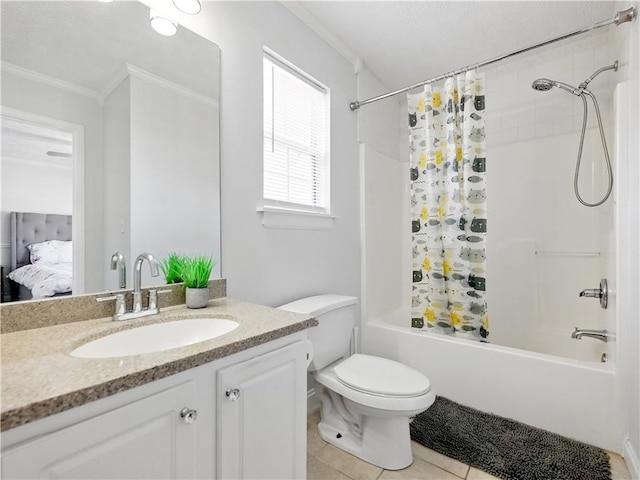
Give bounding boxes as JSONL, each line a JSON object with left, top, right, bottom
{"left": 410, "top": 396, "right": 611, "bottom": 480}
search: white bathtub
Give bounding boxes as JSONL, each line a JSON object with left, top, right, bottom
{"left": 364, "top": 309, "right": 621, "bottom": 452}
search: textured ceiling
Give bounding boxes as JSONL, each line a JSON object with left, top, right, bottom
{"left": 1, "top": 1, "right": 220, "bottom": 99}
{"left": 296, "top": 1, "right": 618, "bottom": 91}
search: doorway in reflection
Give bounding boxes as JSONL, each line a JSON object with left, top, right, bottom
{"left": 0, "top": 111, "right": 85, "bottom": 302}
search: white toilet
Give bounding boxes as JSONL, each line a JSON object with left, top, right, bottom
{"left": 278, "top": 294, "right": 435, "bottom": 470}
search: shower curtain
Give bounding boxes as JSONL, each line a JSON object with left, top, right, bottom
{"left": 408, "top": 71, "right": 489, "bottom": 341}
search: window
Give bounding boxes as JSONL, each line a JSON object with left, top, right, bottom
{"left": 263, "top": 49, "right": 330, "bottom": 216}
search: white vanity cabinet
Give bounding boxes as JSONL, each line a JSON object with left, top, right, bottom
{"left": 1, "top": 381, "right": 198, "bottom": 479}
{"left": 217, "top": 339, "right": 307, "bottom": 479}
{"left": 1, "top": 334, "right": 308, "bottom": 480}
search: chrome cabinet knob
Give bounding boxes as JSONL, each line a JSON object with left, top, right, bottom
{"left": 225, "top": 388, "right": 240, "bottom": 402}
{"left": 180, "top": 407, "right": 198, "bottom": 424}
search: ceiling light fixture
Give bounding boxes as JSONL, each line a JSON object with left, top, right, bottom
{"left": 150, "top": 10, "right": 178, "bottom": 36}
{"left": 172, "top": 0, "right": 201, "bottom": 15}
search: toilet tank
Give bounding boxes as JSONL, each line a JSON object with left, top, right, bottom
{"left": 278, "top": 295, "right": 358, "bottom": 371}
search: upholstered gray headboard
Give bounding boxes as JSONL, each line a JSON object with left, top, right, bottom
{"left": 10, "top": 212, "right": 73, "bottom": 271}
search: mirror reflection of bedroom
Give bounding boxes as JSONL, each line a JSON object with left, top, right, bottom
{"left": 1, "top": 116, "right": 76, "bottom": 302}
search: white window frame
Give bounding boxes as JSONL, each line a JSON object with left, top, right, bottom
{"left": 259, "top": 48, "right": 334, "bottom": 230}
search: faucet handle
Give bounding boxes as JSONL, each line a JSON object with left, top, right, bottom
{"left": 148, "top": 288, "right": 172, "bottom": 310}
{"left": 97, "top": 293, "right": 127, "bottom": 317}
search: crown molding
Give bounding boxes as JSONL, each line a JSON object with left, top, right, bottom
{"left": 123, "top": 64, "right": 219, "bottom": 108}
{"left": 1, "top": 62, "right": 101, "bottom": 103}
{"left": 98, "top": 64, "right": 131, "bottom": 106}
{"left": 2, "top": 62, "right": 218, "bottom": 109}
{"left": 279, "top": 2, "right": 361, "bottom": 72}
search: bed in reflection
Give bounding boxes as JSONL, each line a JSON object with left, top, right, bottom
{"left": 7, "top": 212, "right": 73, "bottom": 301}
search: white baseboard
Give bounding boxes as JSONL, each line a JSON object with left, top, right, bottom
{"left": 624, "top": 438, "right": 640, "bottom": 480}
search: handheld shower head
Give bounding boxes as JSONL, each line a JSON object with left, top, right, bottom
{"left": 531, "top": 78, "right": 580, "bottom": 95}
{"left": 531, "top": 79, "right": 554, "bottom": 91}
{"left": 532, "top": 61, "right": 618, "bottom": 207}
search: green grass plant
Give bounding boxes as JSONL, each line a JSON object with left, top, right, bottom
{"left": 159, "top": 252, "right": 186, "bottom": 284}
{"left": 181, "top": 255, "right": 216, "bottom": 289}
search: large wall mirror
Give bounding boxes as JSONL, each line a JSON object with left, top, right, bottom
{"left": 1, "top": 1, "right": 221, "bottom": 302}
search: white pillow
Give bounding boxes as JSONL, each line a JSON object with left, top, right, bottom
{"left": 27, "top": 240, "right": 73, "bottom": 265}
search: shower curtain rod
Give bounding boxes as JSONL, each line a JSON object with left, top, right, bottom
{"left": 349, "top": 6, "right": 637, "bottom": 111}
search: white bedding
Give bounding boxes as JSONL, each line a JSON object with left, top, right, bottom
{"left": 7, "top": 263, "right": 72, "bottom": 299}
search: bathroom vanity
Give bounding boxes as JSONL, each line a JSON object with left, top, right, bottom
{"left": 0, "top": 297, "right": 315, "bottom": 479}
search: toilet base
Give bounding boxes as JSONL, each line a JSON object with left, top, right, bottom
{"left": 317, "top": 412, "right": 414, "bottom": 470}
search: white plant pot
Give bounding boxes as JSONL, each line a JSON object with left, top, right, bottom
{"left": 185, "top": 287, "right": 209, "bottom": 309}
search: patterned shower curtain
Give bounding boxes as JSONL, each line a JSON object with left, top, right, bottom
{"left": 408, "top": 71, "right": 489, "bottom": 341}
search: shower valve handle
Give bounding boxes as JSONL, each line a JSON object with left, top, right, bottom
{"left": 578, "top": 278, "right": 608, "bottom": 309}
{"left": 579, "top": 289, "right": 601, "bottom": 298}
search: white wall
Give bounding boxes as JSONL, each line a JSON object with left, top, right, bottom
{"left": 360, "top": 144, "right": 405, "bottom": 322}
{"left": 141, "top": 1, "right": 360, "bottom": 306}
{"left": 102, "top": 79, "right": 132, "bottom": 290}
{"left": 486, "top": 131, "right": 610, "bottom": 361}
{"left": 613, "top": 0, "right": 640, "bottom": 476}
{"left": 129, "top": 74, "right": 220, "bottom": 286}
{"left": 358, "top": 66, "right": 406, "bottom": 335}
{"left": 0, "top": 71, "right": 104, "bottom": 292}
{"left": 100, "top": 73, "right": 220, "bottom": 290}
{"left": 220, "top": 3, "right": 359, "bottom": 306}
{"left": 1, "top": 159, "right": 73, "bottom": 268}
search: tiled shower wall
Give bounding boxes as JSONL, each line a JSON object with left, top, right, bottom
{"left": 484, "top": 32, "right": 614, "bottom": 144}
{"left": 484, "top": 30, "right": 618, "bottom": 361}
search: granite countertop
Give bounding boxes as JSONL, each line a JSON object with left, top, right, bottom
{"left": 1, "top": 298, "right": 316, "bottom": 432}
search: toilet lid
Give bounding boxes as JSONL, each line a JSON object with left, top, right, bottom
{"left": 334, "top": 354, "right": 431, "bottom": 397}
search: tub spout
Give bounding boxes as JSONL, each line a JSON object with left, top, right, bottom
{"left": 571, "top": 327, "right": 608, "bottom": 342}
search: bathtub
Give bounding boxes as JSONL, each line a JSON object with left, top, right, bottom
{"left": 364, "top": 309, "right": 621, "bottom": 452}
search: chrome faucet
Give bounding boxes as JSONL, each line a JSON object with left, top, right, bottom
{"left": 98, "top": 252, "right": 170, "bottom": 321}
{"left": 571, "top": 327, "right": 609, "bottom": 343}
{"left": 110, "top": 251, "right": 127, "bottom": 289}
{"left": 132, "top": 252, "right": 159, "bottom": 313}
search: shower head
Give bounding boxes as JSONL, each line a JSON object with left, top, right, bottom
{"left": 531, "top": 79, "right": 554, "bottom": 91}
{"left": 531, "top": 78, "right": 580, "bottom": 95}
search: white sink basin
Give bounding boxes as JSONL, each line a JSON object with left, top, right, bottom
{"left": 70, "top": 318, "right": 239, "bottom": 358}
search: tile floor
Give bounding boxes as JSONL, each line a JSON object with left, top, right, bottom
{"left": 307, "top": 407, "right": 632, "bottom": 480}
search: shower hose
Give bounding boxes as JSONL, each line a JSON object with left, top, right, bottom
{"left": 574, "top": 90, "right": 614, "bottom": 207}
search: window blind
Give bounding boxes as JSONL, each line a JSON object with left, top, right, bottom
{"left": 263, "top": 52, "right": 329, "bottom": 213}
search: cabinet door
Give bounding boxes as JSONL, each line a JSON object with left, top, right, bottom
{"left": 2, "top": 381, "right": 197, "bottom": 480}
{"left": 218, "top": 340, "right": 307, "bottom": 479}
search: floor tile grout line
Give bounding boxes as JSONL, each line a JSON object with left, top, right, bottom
{"left": 309, "top": 451, "right": 353, "bottom": 479}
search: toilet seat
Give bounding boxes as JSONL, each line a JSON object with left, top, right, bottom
{"left": 334, "top": 354, "right": 431, "bottom": 398}
{"left": 314, "top": 355, "right": 434, "bottom": 413}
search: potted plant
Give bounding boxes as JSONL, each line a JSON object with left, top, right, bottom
{"left": 181, "top": 255, "right": 216, "bottom": 308}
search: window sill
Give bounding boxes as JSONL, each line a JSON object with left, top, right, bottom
{"left": 256, "top": 206, "right": 335, "bottom": 230}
